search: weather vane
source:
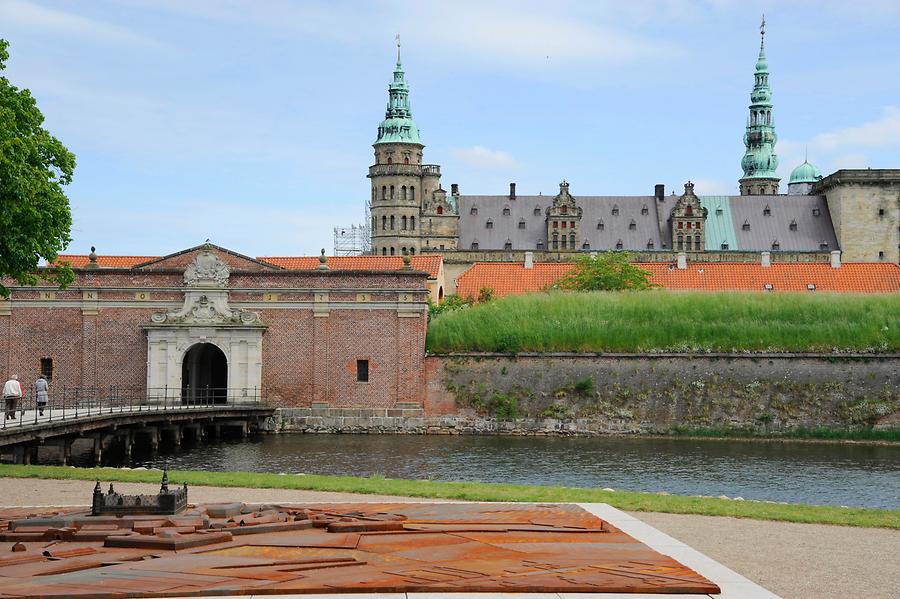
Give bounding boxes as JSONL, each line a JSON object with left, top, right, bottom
{"left": 395, "top": 33, "right": 401, "bottom": 62}
{"left": 760, "top": 14, "right": 766, "bottom": 38}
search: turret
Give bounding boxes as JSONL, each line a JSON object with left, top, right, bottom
{"left": 787, "top": 159, "right": 822, "bottom": 195}
{"left": 367, "top": 38, "right": 455, "bottom": 255}
{"left": 739, "top": 16, "right": 780, "bottom": 196}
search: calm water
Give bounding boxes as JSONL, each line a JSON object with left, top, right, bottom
{"left": 112, "top": 435, "right": 898, "bottom": 509}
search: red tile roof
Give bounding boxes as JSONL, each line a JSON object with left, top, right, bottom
{"left": 457, "top": 261, "right": 900, "bottom": 298}
{"left": 53, "top": 254, "right": 441, "bottom": 278}
{"left": 261, "top": 255, "right": 442, "bottom": 278}
{"left": 55, "top": 255, "right": 158, "bottom": 268}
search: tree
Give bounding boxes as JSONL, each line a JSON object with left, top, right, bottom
{"left": 554, "top": 252, "right": 655, "bottom": 291}
{"left": 0, "top": 39, "right": 75, "bottom": 297}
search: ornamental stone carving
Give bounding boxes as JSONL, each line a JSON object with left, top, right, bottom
{"left": 184, "top": 250, "right": 230, "bottom": 288}
{"left": 148, "top": 292, "right": 263, "bottom": 327}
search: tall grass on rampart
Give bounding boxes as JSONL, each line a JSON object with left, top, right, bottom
{"left": 426, "top": 291, "right": 900, "bottom": 354}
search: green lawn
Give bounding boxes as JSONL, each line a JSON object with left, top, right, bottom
{"left": 426, "top": 291, "right": 900, "bottom": 354}
{"left": 2, "top": 464, "right": 897, "bottom": 529}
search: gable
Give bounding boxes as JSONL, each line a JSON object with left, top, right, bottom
{"left": 134, "top": 244, "right": 281, "bottom": 272}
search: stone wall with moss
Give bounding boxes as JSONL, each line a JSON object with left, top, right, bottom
{"left": 423, "top": 354, "right": 900, "bottom": 434}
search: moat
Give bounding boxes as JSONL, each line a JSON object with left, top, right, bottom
{"left": 68, "top": 434, "right": 899, "bottom": 510}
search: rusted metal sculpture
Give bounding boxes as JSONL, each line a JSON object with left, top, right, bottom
{"left": 0, "top": 486, "right": 720, "bottom": 597}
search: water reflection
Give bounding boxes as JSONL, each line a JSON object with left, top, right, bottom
{"left": 108, "top": 435, "right": 898, "bottom": 509}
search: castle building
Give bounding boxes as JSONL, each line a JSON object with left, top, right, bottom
{"left": 365, "top": 21, "right": 900, "bottom": 267}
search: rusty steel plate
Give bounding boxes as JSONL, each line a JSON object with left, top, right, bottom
{"left": 0, "top": 502, "right": 720, "bottom": 597}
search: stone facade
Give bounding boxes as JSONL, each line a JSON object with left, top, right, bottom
{"left": 669, "top": 182, "right": 708, "bottom": 252}
{"left": 0, "top": 244, "right": 429, "bottom": 408}
{"left": 813, "top": 169, "right": 900, "bottom": 264}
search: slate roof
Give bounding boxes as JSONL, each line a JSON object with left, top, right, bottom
{"left": 456, "top": 262, "right": 900, "bottom": 298}
{"left": 457, "top": 193, "right": 838, "bottom": 252}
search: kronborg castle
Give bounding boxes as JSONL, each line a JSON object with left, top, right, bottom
{"left": 368, "top": 25, "right": 900, "bottom": 274}
{"left": 0, "top": 23, "right": 897, "bottom": 416}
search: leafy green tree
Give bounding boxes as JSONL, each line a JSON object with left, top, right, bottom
{"left": 0, "top": 39, "right": 75, "bottom": 296}
{"left": 554, "top": 252, "right": 654, "bottom": 291}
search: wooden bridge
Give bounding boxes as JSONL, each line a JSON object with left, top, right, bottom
{"left": 0, "top": 387, "right": 275, "bottom": 465}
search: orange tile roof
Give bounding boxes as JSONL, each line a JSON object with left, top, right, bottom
{"left": 457, "top": 261, "right": 900, "bottom": 298}
{"left": 53, "top": 254, "right": 441, "bottom": 278}
{"left": 261, "top": 255, "right": 441, "bottom": 278}
{"left": 55, "top": 255, "right": 158, "bottom": 268}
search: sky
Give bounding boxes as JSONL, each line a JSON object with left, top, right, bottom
{"left": 3, "top": 0, "right": 900, "bottom": 257}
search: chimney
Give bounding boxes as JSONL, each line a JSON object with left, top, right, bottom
{"left": 524, "top": 251, "right": 534, "bottom": 269}
{"left": 761, "top": 251, "right": 771, "bottom": 267}
{"left": 677, "top": 252, "right": 687, "bottom": 269}
{"left": 451, "top": 183, "right": 459, "bottom": 196}
{"left": 830, "top": 250, "right": 841, "bottom": 269}
{"left": 509, "top": 182, "right": 516, "bottom": 200}
{"left": 654, "top": 184, "right": 664, "bottom": 202}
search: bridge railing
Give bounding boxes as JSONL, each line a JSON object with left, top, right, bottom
{"left": 1, "top": 386, "right": 267, "bottom": 430}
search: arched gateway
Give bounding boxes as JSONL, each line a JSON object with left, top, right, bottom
{"left": 143, "top": 248, "right": 265, "bottom": 405}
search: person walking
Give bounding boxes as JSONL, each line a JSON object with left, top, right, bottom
{"left": 35, "top": 374, "right": 49, "bottom": 416}
{"left": 3, "top": 375, "right": 23, "bottom": 420}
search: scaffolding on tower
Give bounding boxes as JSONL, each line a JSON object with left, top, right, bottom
{"left": 332, "top": 202, "right": 372, "bottom": 256}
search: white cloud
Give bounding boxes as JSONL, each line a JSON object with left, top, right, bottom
{"left": 829, "top": 154, "right": 869, "bottom": 170}
{"left": 690, "top": 178, "right": 734, "bottom": 195}
{"left": 450, "top": 146, "right": 518, "bottom": 169}
{"left": 0, "top": 0, "right": 164, "bottom": 48}
{"left": 811, "top": 106, "right": 900, "bottom": 151}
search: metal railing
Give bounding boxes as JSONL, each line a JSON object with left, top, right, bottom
{"left": 1, "top": 386, "right": 267, "bottom": 430}
{"left": 367, "top": 163, "right": 441, "bottom": 178}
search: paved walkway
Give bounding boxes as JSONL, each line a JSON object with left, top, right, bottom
{"left": 1, "top": 478, "right": 897, "bottom": 599}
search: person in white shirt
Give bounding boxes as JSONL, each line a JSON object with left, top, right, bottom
{"left": 2, "top": 375, "right": 23, "bottom": 420}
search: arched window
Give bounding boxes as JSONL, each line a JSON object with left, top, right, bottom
{"left": 381, "top": 186, "right": 386, "bottom": 200}
{"left": 561, "top": 205, "right": 567, "bottom": 214}
{"left": 387, "top": 156, "right": 392, "bottom": 165}
{"left": 390, "top": 215, "right": 395, "bottom": 230}
{"left": 382, "top": 247, "right": 387, "bottom": 256}
{"left": 552, "top": 233, "right": 559, "bottom": 250}
{"left": 677, "top": 234, "right": 683, "bottom": 250}
{"left": 410, "top": 216, "right": 415, "bottom": 230}
{"left": 409, "top": 187, "right": 415, "bottom": 201}
{"left": 404, "top": 155, "right": 409, "bottom": 165}
{"left": 569, "top": 234, "right": 575, "bottom": 247}
{"left": 503, "top": 205, "right": 511, "bottom": 216}
{"left": 401, "top": 215, "right": 407, "bottom": 230}
{"left": 390, "top": 185, "right": 395, "bottom": 199}
{"left": 561, "top": 236, "right": 567, "bottom": 249}
{"left": 390, "top": 247, "right": 395, "bottom": 256}
{"left": 686, "top": 236, "right": 693, "bottom": 251}
{"left": 382, "top": 215, "right": 387, "bottom": 230}
{"left": 401, "top": 247, "right": 407, "bottom": 255}
{"left": 410, "top": 247, "right": 415, "bottom": 255}
{"left": 437, "top": 206, "right": 443, "bottom": 215}
{"left": 401, "top": 186, "right": 407, "bottom": 200}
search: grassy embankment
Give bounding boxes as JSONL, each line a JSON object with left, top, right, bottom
{"left": 1, "top": 465, "right": 897, "bottom": 529}
{"left": 426, "top": 291, "right": 900, "bottom": 354}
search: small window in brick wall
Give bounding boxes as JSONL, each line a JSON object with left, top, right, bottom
{"left": 41, "top": 358, "right": 53, "bottom": 381}
{"left": 356, "top": 359, "right": 369, "bottom": 382}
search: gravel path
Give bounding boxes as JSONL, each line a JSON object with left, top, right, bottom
{"left": 2, "top": 478, "right": 897, "bottom": 599}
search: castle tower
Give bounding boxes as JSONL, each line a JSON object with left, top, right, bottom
{"left": 368, "top": 38, "right": 450, "bottom": 256}
{"left": 739, "top": 16, "right": 780, "bottom": 196}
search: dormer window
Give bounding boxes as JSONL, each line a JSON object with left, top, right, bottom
{"left": 763, "top": 205, "right": 771, "bottom": 216}
{"left": 502, "top": 206, "right": 511, "bottom": 216}
{"left": 742, "top": 220, "right": 751, "bottom": 231}
{"left": 611, "top": 205, "right": 619, "bottom": 216}
{"left": 518, "top": 219, "right": 526, "bottom": 229}
{"left": 582, "top": 242, "right": 590, "bottom": 250}
{"left": 534, "top": 206, "right": 542, "bottom": 216}
{"left": 812, "top": 207, "right": 821, "bottom": 217}
{"left": 629, "top": 220, "right": 636, "bottom": 230}
{"left": 641, "top": 205, "right": 649, "bottom": 215}
{"left": 470, "top": 206, "right": 478, "bottom": 215}
{"left": 789, "top": 219, "right": 797, "bottom": 231}
{"left": 615, "top": 239, "right": 623, "bottom": 250}
{"left": 647, "top": 239, "right": 654, "bottom": 249}
{"left": 437, "top": 206, "right": 443, "bottom": 215}
{"left": 721, "top": 242, "right": 729, "bottom": 250}
{"left": 716, "top": 207, "right": 723, "bottom": 215}
{"left": 686, "top": 205, "right": 693, "bottom": 216}
{"left": 819, "top": 241, "right": 829, "bottom": 250}
{"left": 471, "top": 241, "right": 479, "bottom": 250}
{"left": 772, "top": 240, "right": 780, "bottom": 250}
{"left": 486, "top": 219, "right": 493, "bottom": 229}
{"left": 504, "top": 240, "right": 513, "bottom": 250}
{"left": 597, "top": 220, "right": 604, "bottom": 230}
{"left": 537, "top": 240, "right": 544, "bottom": 249}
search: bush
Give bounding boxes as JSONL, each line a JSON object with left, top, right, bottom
{"left": 552, "top": 252, "right": 654, "bottom": 291}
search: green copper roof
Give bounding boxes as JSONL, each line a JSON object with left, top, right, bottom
{"left": 700, "top": 196, "right": 738, "bottom": 251}
{"left": 741, "top": 16, "right": 779, "bottom": 181}
{"left": 789, "top": 160, "right": 822, "bottom": 184}
{"left": 374, "top": 43, "right": 421, "bottom": 146}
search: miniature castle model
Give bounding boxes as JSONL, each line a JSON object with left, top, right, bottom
{"left": 91, "top": 468, "right": 188, "bottom": 516}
